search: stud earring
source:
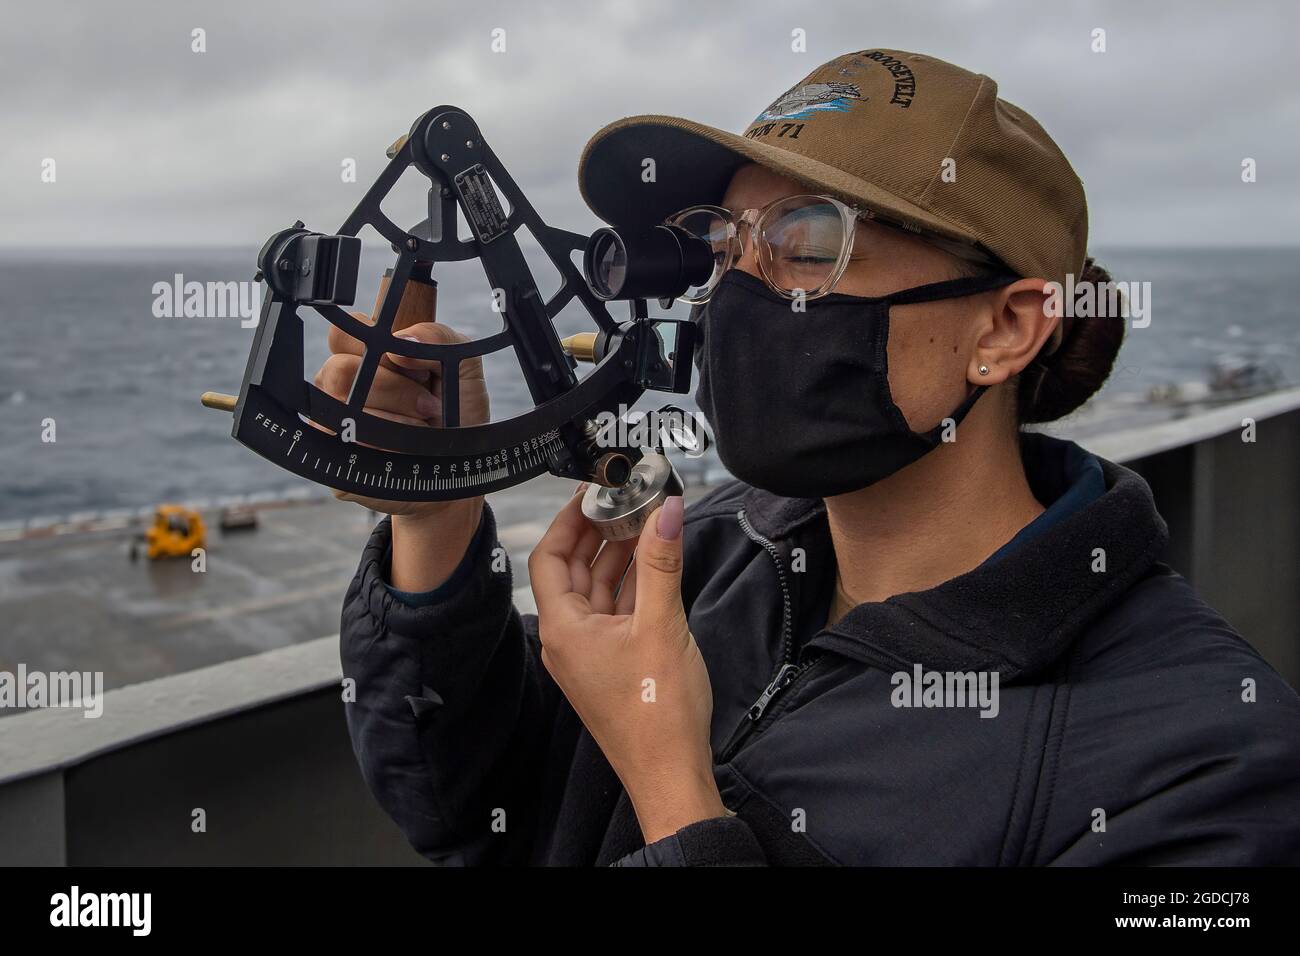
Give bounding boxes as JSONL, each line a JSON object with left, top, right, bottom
{"left": 978, "top": 365, "right": 990, "bottom": 376}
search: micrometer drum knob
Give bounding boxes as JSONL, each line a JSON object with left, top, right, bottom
{"left": 581, "top": 451, "right": 682, "bottom": 541}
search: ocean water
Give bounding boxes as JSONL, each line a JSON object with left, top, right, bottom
{"left": 0, "top": 245, "right": 1296, "bottom": 522}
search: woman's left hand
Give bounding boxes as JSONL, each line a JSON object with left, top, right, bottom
{"left": 529, "top": 488, "right": 727, "bottom": 844}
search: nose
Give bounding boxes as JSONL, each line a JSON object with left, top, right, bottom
{"left": 732, "top": 218, "right": 763, "bottom": 281}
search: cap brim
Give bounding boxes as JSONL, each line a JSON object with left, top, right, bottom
{"left": 578, "top": 114, "right": 977, "bottom": 249}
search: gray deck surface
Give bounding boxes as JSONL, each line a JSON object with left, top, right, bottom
{"left": 0, "top": 475, "right": 715, "bottom": 704}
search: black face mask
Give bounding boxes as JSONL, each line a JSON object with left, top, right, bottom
{"left": 692, "top": 269, "right": 1017, "bottom": 499}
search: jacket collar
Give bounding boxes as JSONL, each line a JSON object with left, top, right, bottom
{"left": 737, "top": 434, "right": 1170, "bottom": 683}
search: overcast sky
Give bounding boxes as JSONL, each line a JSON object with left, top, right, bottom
{"left": 4, "top": 0, "right": 1297, "bottom": 249}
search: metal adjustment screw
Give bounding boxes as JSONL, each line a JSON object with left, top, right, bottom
{"left": 465, "top": 140, "right": 474, "bottom": 148}
{"left": 440, "top": 153, "right": 450, "bottom": 162}
{"left": 441, "top": 120, "right": 451, "bottom": 129}
{"left": 406, "top": 237, "right": 419, "bottom": 250}
{"left": 277, "top": 258, "right": 293, "bottom": 271}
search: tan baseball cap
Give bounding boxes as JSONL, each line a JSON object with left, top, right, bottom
{"left": 578, "top": 49, "right": 1088, "bottom": 299}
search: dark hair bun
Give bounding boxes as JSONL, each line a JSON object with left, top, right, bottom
{"left": 1019, "top": 257, "right": 1125, "bottom": 424}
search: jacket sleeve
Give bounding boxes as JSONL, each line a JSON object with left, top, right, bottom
{"left": 611, "top": 816, "right": 768, "bottom": 866}
{"left": 339, "top": 504, "right": 565, "bottom": 865}
{"left": 1041, "top": 641, "right": 1300, "bottom": 865}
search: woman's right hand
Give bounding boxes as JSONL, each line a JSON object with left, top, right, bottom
{"left": 313, "top": 306, "right": 493, "bottom": 592}
{"left": 314, "top": 311, "right": 490, "bottom": 517}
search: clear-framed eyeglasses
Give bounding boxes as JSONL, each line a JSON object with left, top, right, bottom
{"left": 666, "top": 193, "right": 1003, "bottom": 303}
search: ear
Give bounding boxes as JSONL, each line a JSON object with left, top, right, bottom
{"left": 969, "top": 278, "right": 1060, "bottom": 385}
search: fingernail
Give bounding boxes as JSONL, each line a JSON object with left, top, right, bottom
{"left": 416, "top": 392, "right": 437, "bottom": 417}
{"left": 395, "top": 333, "right": 421, "bottom": 342}
{"left": 573, "top": 481, "right": 588, "bottom": 497}
{"left": 656, "top": 495, "right": 684, "bottom": 540}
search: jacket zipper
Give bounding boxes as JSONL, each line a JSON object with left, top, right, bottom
{"left": 736, "top": 509, "right": 794, "bottom": 662}
{"left": 719, "top": 509, "right": 813, "bottom": 762}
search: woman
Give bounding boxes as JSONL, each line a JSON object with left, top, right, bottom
{"left": 323, "top": 50, "right": 1300, "bottom": 865}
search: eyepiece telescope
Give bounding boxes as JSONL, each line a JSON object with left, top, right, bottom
{"left": 583, "top": 225, "right": 714, "bottom": 301}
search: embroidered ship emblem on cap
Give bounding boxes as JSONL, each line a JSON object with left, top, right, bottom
{"left": 754, "top": 82, "right": 861, "bottom": 122}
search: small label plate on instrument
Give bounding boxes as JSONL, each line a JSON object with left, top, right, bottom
{"left": 454, "top": 164, "right": 509, "bottom": 243}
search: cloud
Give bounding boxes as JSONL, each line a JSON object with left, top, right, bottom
{"left": 4, "top": 0, "right": 1297, "bottom": 247}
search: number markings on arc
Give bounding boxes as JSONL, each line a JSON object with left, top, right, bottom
{"left": 267, "top": 424, "right": 555, "bottom": 491}
{"left": 244, "top": 398, "right": 566, "bottom": 499}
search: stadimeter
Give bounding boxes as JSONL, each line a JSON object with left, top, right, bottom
{"left": 201, "top": 107, "right": 699, "bottom": 539}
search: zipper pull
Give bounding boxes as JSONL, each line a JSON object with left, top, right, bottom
{"left": 748, "top": 663, "right": 801, "bottom": 722}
